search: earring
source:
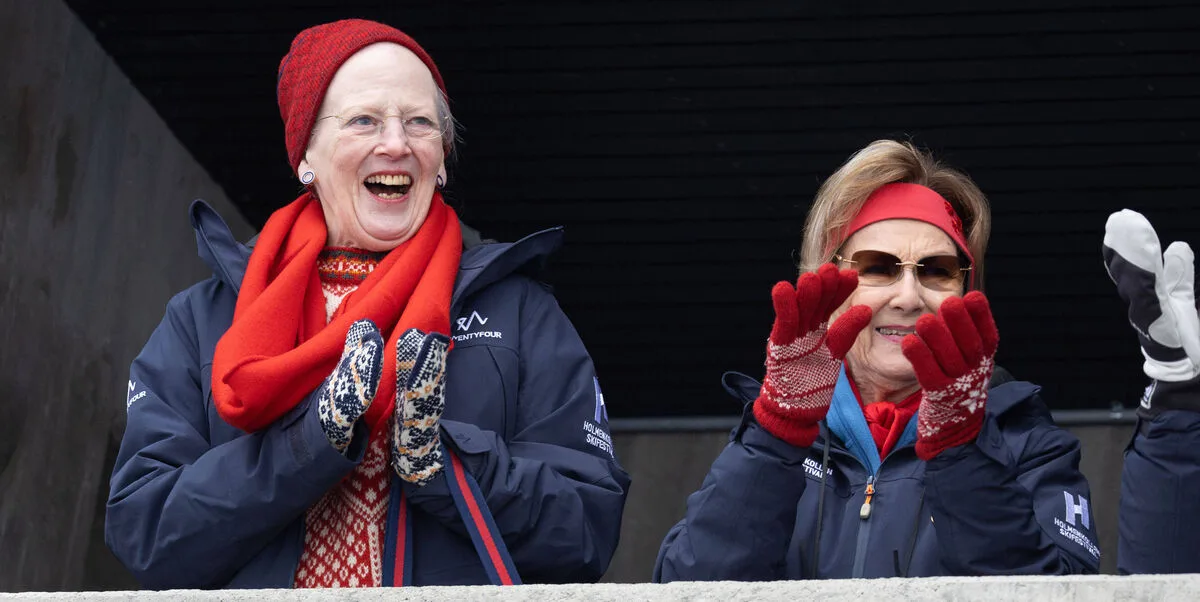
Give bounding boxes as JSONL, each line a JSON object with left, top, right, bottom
{"left": 435, "top": 174, "right": 445, "bottom": 189}
{"left": 301, "top": 171, "right": 315, "bottom": 185}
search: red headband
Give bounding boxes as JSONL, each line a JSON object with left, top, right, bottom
{"left": 841, "top": 183, "right": 975, "bottom": 288}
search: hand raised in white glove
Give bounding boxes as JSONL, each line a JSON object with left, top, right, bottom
{"left": 1104, "top": 209, "right": 1200, "bottom": 414}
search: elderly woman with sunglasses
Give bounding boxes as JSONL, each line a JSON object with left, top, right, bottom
{"left": 105, "top": 19, "right": 628, "bottom": 589}
{"left": 655, "top": 140, "right": 1100, "bottom": 581}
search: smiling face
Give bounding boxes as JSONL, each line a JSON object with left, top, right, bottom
{"left": 298, "top": 42, "right": 445, "bottom": 251}
{"left": 831, "top": 219, "right": 965, "bottom": 400}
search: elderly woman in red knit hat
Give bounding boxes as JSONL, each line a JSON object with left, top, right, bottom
{"left": 106, "top": 19, "right": 629, "bottom": 589}
{"left": 655, "top": 140, "right": 1100, "bottom": 580}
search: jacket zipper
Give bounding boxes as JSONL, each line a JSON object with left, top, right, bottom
{"left": 849, "top": 446, "right": 917, "bottom": 577}
{"left": 820, "top": 439, "right": 914, "bottom": 578}
{"left": 859, "top": 476, "right": 876, "bottom": 519}
{"left": 850, "top": 474, "right": 875, "bottom": 577}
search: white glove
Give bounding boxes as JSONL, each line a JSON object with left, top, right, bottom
{"left": 1104, "top": 209, "right": 1200, "bottom": 414}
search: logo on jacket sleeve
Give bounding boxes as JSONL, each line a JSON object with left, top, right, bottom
{"left": 593, "top": 377, "right": 608, "bottom": 424}
{"left": 127, "top": 380, "right": 147, "bottom": 410}
{"left": 582, "top": 378, "right": 614, "bottom": 458}
{"left": 453, "top": 310, "right": 503, "bottom": 342}
{"left": 1140, "top": 381, "right": 1156, "bottom": 410}
{"left": 1053, "top": 491, "right": 1099, "bottom": 559}
{"left": 1063, "top": 491, "right": 1090, "bottom": 529}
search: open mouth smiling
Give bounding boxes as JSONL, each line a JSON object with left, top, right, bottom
{"left": 364, "top": 173, "right": 411, "bottom": 199}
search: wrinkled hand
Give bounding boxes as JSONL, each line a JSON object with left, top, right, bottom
{"left": 754, "top": 263, "right": 873, "bottom": 447}
{"left": 317, "top": 319, "right": 385, "bottom": 453}
{"left": 902, "top": 292, "right": 998, "bottom": 461}
{"left": 1103, "top": 209, "right": 1200, "bottom": 415}
{"left": 392, "top": 328, "right": 451, "bottom": 486}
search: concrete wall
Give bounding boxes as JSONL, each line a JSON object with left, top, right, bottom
{"left": 3, "top": 575, "right": 1199, "bottom": 601}
{"left": 0, "top": 0, "right": 252, "bottom": 591}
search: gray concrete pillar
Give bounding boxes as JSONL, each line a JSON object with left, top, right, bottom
{"left": 0, "top": 0, "right": 252, "bottom": 590}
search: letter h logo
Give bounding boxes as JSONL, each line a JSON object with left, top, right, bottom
{"left": 1063, "top": 491, "right": 1090, "bottom": 529}
{"left": 593, "top": 377, "right": 608, "bottom": 424}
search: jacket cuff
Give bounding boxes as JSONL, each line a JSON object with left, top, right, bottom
{"left": 399, "top": 467, "right": 453, "bottom": 513}
{"left": 284, "top": 394, "right": 367, "bottom": 472}
{"left": 737, "top": 402, "right": 816, "bottom": 464}
{"left": 398, "top": 424, "right": 475, "bottom": 515}
{"left": 438, "top": 419, "right": 495, "bottom": 455}
{"left": 751, "top": 398, "right": 819, "bottom": 448}
{"left": 926, "top": 416, "right": 1010, "bottom": 471}
{"left": 915, "top": 412, "right": 986, "bottom": 462}
{"left": 1138, "top": 374, "right": 1200, "bottom": 419}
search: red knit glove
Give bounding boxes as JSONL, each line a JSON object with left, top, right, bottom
{"left": 902, "top": 291, "right": 1000, "bottom": 461}
{"left": 754, "top": 264, "right": 873, "bottom": 447}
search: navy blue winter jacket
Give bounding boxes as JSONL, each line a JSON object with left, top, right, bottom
{"left": 1119, "top": 409, "right": 1200, "bottom": 574}
{"left": 105, "top": 201, "right": 630, "bottom": 589}
{"left": 654, "top": 370, "right": 1101, "bottom": 581}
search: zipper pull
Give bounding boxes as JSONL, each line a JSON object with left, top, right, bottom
{"left": 859, "top": 476, "right": 875, "bottom": 520}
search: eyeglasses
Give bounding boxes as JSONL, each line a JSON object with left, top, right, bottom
{"left": 832, "top": 250, "right": 971, "bottom": 292}
{"left": 317, "top": 111, "right": 445, "bottom": 141}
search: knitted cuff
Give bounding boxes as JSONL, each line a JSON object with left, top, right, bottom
{"left": 753, "top": 396, "right": 821, "bottom": 448}
{"left": 913, "top": 351, "right": 993, "bottom": 462}
{"left": 915, "top": 410, "right": 984, "bottom": 461}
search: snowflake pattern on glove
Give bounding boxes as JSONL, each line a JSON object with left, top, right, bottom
{"left": 318, "top": 319, "right": 385, "bottom": 452}
{"left": 391, "top": 329, "right": 450, "bottom": 486}
{"left": 917, "top": 356, "right": 994, "bottom": 440}
{"left": 904, "top": 291, "right": 999, "bottom": 461}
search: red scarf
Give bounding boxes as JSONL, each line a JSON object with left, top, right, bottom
{"left": 847, "top": 376, "right": 922, "bottom": 460}
{"left": 212, "top": 192, "right": 462, "bottom": 433}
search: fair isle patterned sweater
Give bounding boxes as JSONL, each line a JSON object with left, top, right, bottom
{"left": 294, "top": 248, "right": 391, "bottom": 588}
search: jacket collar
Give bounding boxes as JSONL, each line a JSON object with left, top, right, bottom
{"left": 450, "top": 227, "right": 563, "bottom": 317}
{"left": 190, "top": 199, "right": 252, "bottom": 295}
{"left": 188, "top": 198, "right": 561, "bottom": 305}
{"left": 825, "top": 366, "right": 919, "bottom": 475}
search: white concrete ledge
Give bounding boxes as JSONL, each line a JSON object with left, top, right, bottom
{"left": 5, "top": 575, "right": 1200, "bottom": 601}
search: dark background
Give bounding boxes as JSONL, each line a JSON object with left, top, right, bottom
{"left": 63, "top": 0, "right": 1200, "bottom": 417}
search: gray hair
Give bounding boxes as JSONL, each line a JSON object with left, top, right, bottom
{"left": 436, "top": 89, "right": 460, "bottom": 162}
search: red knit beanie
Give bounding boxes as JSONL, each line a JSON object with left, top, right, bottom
{"left": 277, "top": 19, "right": 448, "bottom": 173}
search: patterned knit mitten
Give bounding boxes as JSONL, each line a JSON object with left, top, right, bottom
{"left": 317, "top": 319, "right": 385, "bottom": 452}
{"left": 903, "top": 291, "right": 999, "bottom": 461}
{"left": 392, "top": 328, "right": 451, "bottom": 486}
{"left": 754, "top": 264, "right": 872, "bottom": 447}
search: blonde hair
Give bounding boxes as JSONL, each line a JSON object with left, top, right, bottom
{"left": 798, "top": 140, "right": 992, "bottom": 287}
